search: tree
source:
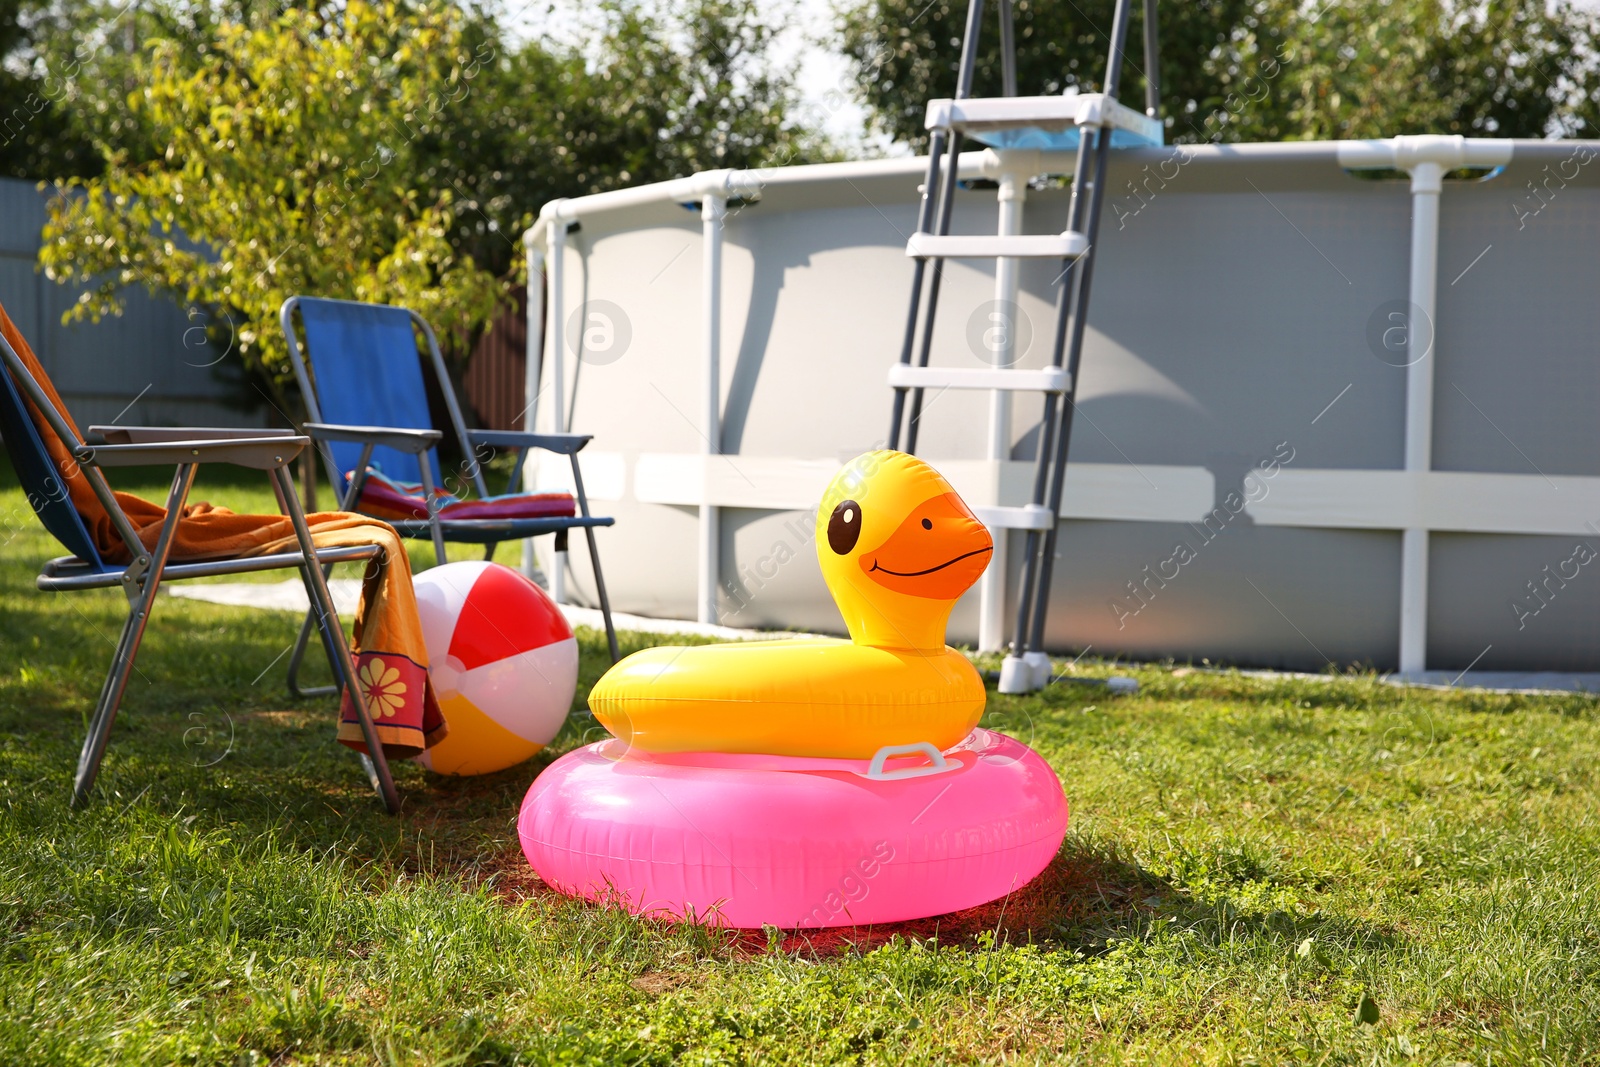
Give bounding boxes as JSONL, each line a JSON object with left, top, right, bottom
{"left": 0, "top": 0, "right": 101, "bottom": 179}
{"left": 837, "top": 0, "right": 1289, "bottom": 148}
{"left": 37, "top": 1, "right": 504, "bottom": 410}
{"left": 36, "top": 0, "right": 824, "bottom": 347}
{"left": 1279, "top": 0, "right": 1600, "bottom": 140}
{"left": 421, "top": 0, "right": 826, "bottom": 281}
{"left": 836, "top": 0, "right": 1600, "bottom": 148}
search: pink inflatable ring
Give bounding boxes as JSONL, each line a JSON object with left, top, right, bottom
{"left": 517, "top": 728, "right": 1068, "bottom": 929}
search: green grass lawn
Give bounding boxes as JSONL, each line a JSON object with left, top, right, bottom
{"left": 2, "top": 464, "right": 1599, "bottom": 1065}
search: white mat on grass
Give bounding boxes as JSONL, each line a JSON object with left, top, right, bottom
{"left": 165, "top": 579, "right": 820, "bottom": 642}
{"left": 162, "top": 583, "right": 1600, "bottom": 693}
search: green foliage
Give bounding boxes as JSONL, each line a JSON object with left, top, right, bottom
{"left": 3, "top": 2, "right": 349, "bottom": 183}
{"left": 0, "top": 0, "right": 101, "bottom": 179}
{"left": 36, "top": 1, "right": 504, "bottom": 396}
{"left": 33, "top": 0, "right": 820, "bottom": 394}
{"left": 837, "top": 0, "right": 1600, "bottom": 148}
{"left": 428, "top": 0, "right": 824, "bottom": 281}
{"left": 1280, "top": 0, "right": 1600, "bottom": 141}
{"left": 838, "top": 0, "right": 1281, "bottom": 149}
{"left": 3, "top": 460, "right": 1600, "bottom": 1063}
{"left": 586, "top": 0, "right": 819, "bottom": 177}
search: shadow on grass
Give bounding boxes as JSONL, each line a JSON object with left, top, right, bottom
{"left": 15, "top": 614, "right": 624, "bottom": 874}
{"left": 458, "top": 828, "right": 1400, "bottom": 967}
{"left": 732, "top": 838, "right": 1396, "bottom": 960}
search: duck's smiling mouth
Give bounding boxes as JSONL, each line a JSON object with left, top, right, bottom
{"left": 857, "top": 491, "right": 994, "bottom": 599}
{"left": 869, "top": 546, "right": 993, "bottom": 578}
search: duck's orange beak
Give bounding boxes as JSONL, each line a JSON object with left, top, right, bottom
{"left": 859, "top": 492, "right": 992, "bottom": 600}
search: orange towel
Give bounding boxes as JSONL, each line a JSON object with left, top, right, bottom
{"left": 0, "top": 301, "right": 444, "bottom": 759}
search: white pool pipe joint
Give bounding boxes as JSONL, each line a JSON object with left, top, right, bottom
{"left": 666, "top": 169, "right": 766, "bottom": 206}
{"left": 1327, "top": 137, "right": 1510, "bottom": 675}
{"left": 1336, "top": 135, "right": 1513, "bottom": 172}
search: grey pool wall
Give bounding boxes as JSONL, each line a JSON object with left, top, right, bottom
{"left": 523, "top": 138, "right": 1600, "bottom": 674}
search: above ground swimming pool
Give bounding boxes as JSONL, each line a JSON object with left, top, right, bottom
{"left": 519, "top": 137, "right": 1600, "bottom": 677}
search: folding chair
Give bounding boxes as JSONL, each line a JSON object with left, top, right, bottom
{"left": 0, "top": 330, "right": 400, "bottom": 812}
{"left": 279, "top": 296, "right": 619, "bottom": 701}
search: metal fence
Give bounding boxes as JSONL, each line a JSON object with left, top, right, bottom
{"left": 0, "top": 177, "right": 263, "bottom": 429}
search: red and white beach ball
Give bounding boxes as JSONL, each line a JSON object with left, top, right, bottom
{"left": 412, "top": 561, "right": 578, "bottom": 775}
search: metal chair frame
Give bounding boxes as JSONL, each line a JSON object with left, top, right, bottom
{"left": 0, "top": 333, "right": 399, "bottom": 812}
{"left": 278, "top": 296, "right": 619, "bottom": 702}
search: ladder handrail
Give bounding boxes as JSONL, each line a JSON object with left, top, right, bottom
{"left": 999, "top": 0, "right": 1018, "bottom": 98}
{"left": 884, "top": 0, "right": 1161, "bottom": 691}
{"left": 1016, "top": 0, "right": 1140, "bottom": 667}
{"left": 1143, "top": 0, "right": 1161, "bottom": 118}
{"left": 895, "top": 0, "right": 990, "bottom": 453}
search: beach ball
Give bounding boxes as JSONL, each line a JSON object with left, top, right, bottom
{"left": 412, "top": 561, "right": 578, "bottom": 775}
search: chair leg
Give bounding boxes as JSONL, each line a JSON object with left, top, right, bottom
{"left": 286, "top": 564, "right": 339, "bottom": 699}
{"left": 356, "top": 752, "right": 384, "bottom": 794}
{"left": 550, "top": 528, "right": 569, "bottom": 605}
{"left": 583, "top": 525, "right": 621, "bottom": 663}
{"left": 283, "top": 461, "right": 349, "bottom": 699}
{"left": 293, "top": 568, "right": 390, "bottom": 801}
{"left": 561, "top": 456, "right": 617, "bottom": 659}
{"left": 72, "top": 463, "right": 197, "bottom": 808}
{"left": 273, "top": 468, "right": 400, "bottom": 814}
{"left": 304, "top": 569, "right": 399, "bottom": 813}
{"left": 428, "top": 518, "right": 448, "bottom": 566}
{"left": 298, "top": 565, "right": 344, "bottom": 681}
{"left": 72, "top": 593, "right": 154, "bottom": 807}
{"left": 415, "top": 462, "right": 449, "bottom": 566}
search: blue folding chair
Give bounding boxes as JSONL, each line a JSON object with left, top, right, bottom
{"left": 278, "top": 296, "right": 619, "bottom": 698}
{"left": 0, "top": 327, "right": 400, "bottom": 812}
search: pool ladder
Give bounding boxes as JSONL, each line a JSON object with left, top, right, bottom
{"left": 886, "top": 0, "right": 1162, "bottom": 693}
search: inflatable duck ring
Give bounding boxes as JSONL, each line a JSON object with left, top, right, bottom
{"left": 588, "top": 449, "right": 993, "bottom": 758}
{"left": 519, "top": 451, "right": 1069, "bottom": 928}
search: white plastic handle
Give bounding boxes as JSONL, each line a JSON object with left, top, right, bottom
{"left": 862, "top": 742, "right": 956, "bottom": 781}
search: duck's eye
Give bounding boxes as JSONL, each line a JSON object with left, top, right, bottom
{"left": 921, "top": 518, "right": 933, "bottom": 530}
{"left": 828, "top": 499, "right": 862, "bottom": 555}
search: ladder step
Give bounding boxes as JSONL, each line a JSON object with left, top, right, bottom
{"left": 906, "top": 232, "right": 1086, "bottom": 260}
{"left": 888, "top": 365, "right": 1071, "bottom": 394}
{"left": 925, "top": 92, "right": 1164, "bottom": 149}
{"left": 974, "top": 504, "right": 1056, "bottom": 532}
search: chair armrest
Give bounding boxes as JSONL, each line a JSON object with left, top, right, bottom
{"left": 466, "top": 429, "right": 593, "bottom": 455}
{"left": 304, "top": 423, "right": 442, "bottom": 454}
{"left": 86, "top": 425, "right": 300, "bottom": 445}
{"left": 77, "top": 436, "right": 308, "bottom": 470}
